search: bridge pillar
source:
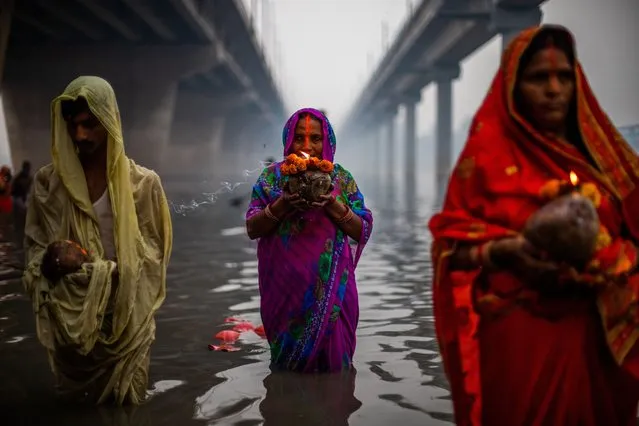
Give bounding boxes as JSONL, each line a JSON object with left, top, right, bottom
{"left": 0, "top": 0, "right": 14, "bottom": 91}
{"left": 1, "top": 45, "right": 220, "bottom": 171}
{"left": 216, "top": 111, "right": 268, "bottom": 181}
{"left": 401, "top": 93, "right": 421, "bottom": 205}
{"left": 165, "top": 87, "right": 227, "bottom": 182}
{"left": 490, "top": 6, "right": 543, "bottom": 50}
{"left": 384, "top": 106, "right": 398, "bottom": 187}
{"left": 434, "top": 65, "right": 461, "bottom": 201}
{"left": 373, "top": 122, "right": 383, "bottom": 185}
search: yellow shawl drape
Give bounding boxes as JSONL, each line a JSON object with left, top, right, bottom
{"left": 23, "top": 76, "right": 172, "bottom": 404}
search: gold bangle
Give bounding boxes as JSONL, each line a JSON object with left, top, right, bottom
{"left": 335, "top": 208, "right": 355, "bottom": 224}
{"left": 264, "top": 204, "right": 280, "bottom": 222}
{"left": 480, "top": 241, "right": 495, "bottom": 268}
{"left": 469, "top": 246, "right": 480, "bottom": 266}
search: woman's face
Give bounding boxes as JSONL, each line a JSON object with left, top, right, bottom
{"left": 291, "top": 115, "right": 323, "bottom": 158}
{"left": 517, "top": 46, "right": 575, "bottom": 134}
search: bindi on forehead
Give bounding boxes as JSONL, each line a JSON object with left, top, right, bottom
{"left": 545, "top": 37, "right": 559, "bottom": 69}
{"left": 304, "top": 115, "right": 311, "bottom": 137}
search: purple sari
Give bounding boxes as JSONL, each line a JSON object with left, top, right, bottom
{"left": 246, "top": 108, "right": 373, "bottom": 373}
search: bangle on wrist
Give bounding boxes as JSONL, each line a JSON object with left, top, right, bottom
{"left": 335, "top": 207, "right": 354, "bottom": 224}
{"left": 478, "top": 241, "right": 495, "bottom": 268}
{"left": 264, "top": 204, "right": 280, "bottom": 222}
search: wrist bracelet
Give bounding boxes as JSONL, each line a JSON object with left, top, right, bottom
{"left": 469, "top": 246, "right": 480, "bottom": 266}
{"left": 479, "top": 241, "right": 495, "bottom": 268}
{"left": 335, "top": 207, "right": 355, "bottom": 224}
{"left": 264, "top": 204, "right": 280, "bottom": 222}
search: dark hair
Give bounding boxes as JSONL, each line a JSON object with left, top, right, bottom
{"left": 61, "top": 97, "right": 90, "bottom": 120}
{"left": 21, "top": 161, "right": 30, "bottom": 170}
{"left": 517, "top": 27, "right": 575, "bottom": 78}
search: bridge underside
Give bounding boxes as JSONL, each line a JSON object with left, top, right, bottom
{"left": 1, "top": 0, "right": 284, "bottom": 180}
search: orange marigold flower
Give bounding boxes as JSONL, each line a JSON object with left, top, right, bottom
{"left": 539, "top": 179, "right": 562, "bottom": 200}
{"left": 580, "top": 182, "right": 602, "bottom": 208}
{"left": 294, "top": 159, "right": 308, "bottom": 171}
{"left": 308, "top": 157, "right": 321, "bottom": 168}
{"left": 288, "top": 164, "right": 299, "bottom": 175}
{"left": 594, "top": 224, "right": 612, "bottom": 251}
{"left": 318, "top": 160, "right": 334, "bottom": 173}
{"left": 280, "top": 164, "right": 291, "bottom": 175}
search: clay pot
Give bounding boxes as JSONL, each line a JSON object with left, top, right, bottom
{"left": 523, "top": 192, "right": 600, "bottom": 268}
{"left": 288, "top": 170, "right": 332, "bottom": 203}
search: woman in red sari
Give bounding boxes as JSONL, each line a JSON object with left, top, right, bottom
{"left": 429, "top": 25, "right": 639, "bottom": 425}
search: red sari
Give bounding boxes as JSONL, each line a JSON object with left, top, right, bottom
{"left": 429, "top": 26, "right": 639, "bottom": 426}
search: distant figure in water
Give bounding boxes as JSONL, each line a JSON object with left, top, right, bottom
{"left": 245, "top": 108, "right": 373, "bottom": 372}
{"left": 429, "top": 25, "right": 639, "bottom": 425}
{"left": 0, "top": 165, "right": 13, "bottom": 239}
{"left": 11, "top": 160, "right": 32, "bottom": 247}
{"left": 23, "top": 76, "right": 172, "bottom": 405}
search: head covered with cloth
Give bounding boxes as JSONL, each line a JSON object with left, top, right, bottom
{"left": 23, "top": 76, "right": 172, "bottom": 404}
{"left": 428, "top": 25, "right": 639, "bottom": 425}
{"left": 246, "top": 108, "right": 373, "bottom": 373}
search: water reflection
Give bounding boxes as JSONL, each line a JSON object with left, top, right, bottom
{"left": 0, "top": 181, "right": 454, "bottom": 425}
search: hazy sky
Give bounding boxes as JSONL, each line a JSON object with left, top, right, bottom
{"left": 246, "top": 0, "right": 639, "bottom": 134}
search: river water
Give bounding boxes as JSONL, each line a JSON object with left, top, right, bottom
{"left": 0, "top": 178, "right": 454, "bottom": 426}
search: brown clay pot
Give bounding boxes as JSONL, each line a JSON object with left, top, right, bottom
{"left": 523, "top": 192, "right": 600, "bottom": 268}
{"left": 288, "top": 170, "right": 332, "bottom": 203}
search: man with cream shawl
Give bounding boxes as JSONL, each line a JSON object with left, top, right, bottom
{"left": 22, "top": 76, "right": 172, "bottom": 405}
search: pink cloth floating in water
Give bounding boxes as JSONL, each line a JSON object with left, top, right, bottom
{"left": 232, "top": 322, "right": 255, "bottom": 332}
{"left": 253, "top": 325, "right": 266, "bottom": 338}
{"left": 215, "top": 330, "right": 240, "bottom": 343}
{"left": 208, "top": 343, "right": 240, "bottom": 352}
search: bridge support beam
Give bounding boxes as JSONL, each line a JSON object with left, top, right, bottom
{"left": 384, "top": 106, "right": 397, "bottom": 188}
{"left": 434, "top": 65, "right": 461, "bottom": 201}
{"left": 1, "top": 44, "right": 220, "bottom": 172}
{"left": 0, "top": 0, "right": 14, "bottom": 91}
{"left": 165, "top": 87, "right": 227, "bottom": 181}
{"left": 401, "top": 93, "right": 420, "bottom": 206}
{"left": 490, "top": 6, "right": 543, "bottom": 50}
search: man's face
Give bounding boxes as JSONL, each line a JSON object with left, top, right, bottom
{"left": 65, "top": 110, "right": 108, "bottom": 156}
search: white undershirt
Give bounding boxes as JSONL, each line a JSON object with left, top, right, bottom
{"left": 92, "top": 189, "right": 116, "bottom": 261}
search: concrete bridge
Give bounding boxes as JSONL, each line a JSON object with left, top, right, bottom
{"left": 0, "top": 0, "right": 285, "bottom": 179}
{"left": 340, "top": 0, "right": 547, "bottom": 201}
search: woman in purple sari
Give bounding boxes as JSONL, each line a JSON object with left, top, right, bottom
{"left": 246, "top": 108, "right": 373, "bottom": 373}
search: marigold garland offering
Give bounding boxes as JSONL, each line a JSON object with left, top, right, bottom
{"left": 281, "top": 153, "right": 334, "bottom": 176}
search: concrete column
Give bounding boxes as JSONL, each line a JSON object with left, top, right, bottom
{"left": 490, "top": 6, "right": 543, "bottom": 51}
{"left": 373, "top": 123, "right": 382, "bottom": 184}
{"left": 385, "top": 106, "right": 397, "bottom": 185}
{"left": 1, "top": 44, "right": 220, "bottom": 171}
{"left": 0, "top": 0, "right": 14, "bottom": 91}
{"left": 165, "top": 87, "right": 227, "bottom": 182}
{"left": 402, "top": 93, "right": 420, "bottom": 203}
{"left": 216, "top": 111, "right": 268, "bottom": 181}
{"left": 434, "top": 65, "right": 460, "bottom": 201}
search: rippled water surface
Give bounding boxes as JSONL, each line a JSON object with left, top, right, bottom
{"left": 0, "top": 182, "right": 454, "bottom": 426}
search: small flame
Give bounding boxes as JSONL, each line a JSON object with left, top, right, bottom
{"left": 300, "top": 151, "right": 310, "bottom": 159}
{"left": 569, "top": 171, "right": 579, "bottom": 186}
